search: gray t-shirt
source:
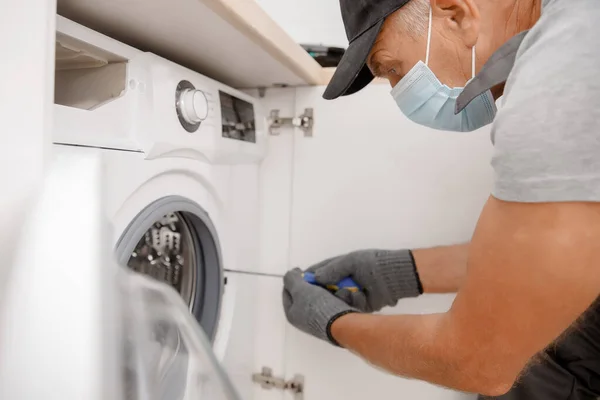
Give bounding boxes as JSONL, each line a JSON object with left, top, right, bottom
{"left": 491, "top": 0, "right": 600, "bottom": 202}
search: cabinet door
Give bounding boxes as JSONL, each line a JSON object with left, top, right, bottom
{"left": 254, "top": 88, "right": 298, "bottom": 277}
{"left": 220, "top": 272, "right": 287, "bottom": 400}
{"left": 284, "top": 84, "right": 495, "bottom": 400}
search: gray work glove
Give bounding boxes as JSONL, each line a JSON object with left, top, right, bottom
{"left": 282, "top": 268, "right": 358, "bottom": 346}
{"left": 307, "top": 249, "right": 423, "bottom": 313}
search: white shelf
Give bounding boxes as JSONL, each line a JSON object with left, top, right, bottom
{"left": 57, "top": 0, "right": 328, "bottom": 89}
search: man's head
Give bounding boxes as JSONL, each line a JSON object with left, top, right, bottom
{"left": 323, "top": 0, "right": 541, "bottom": 100}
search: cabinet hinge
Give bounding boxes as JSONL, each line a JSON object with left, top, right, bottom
{"left": 268, "top": 108, "right": 314, "bottom": 137}
{"left": 252, "top": 367, "right": 304, "bottom": 399}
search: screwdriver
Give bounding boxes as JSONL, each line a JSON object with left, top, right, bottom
{"left": 302, "top": 272, "right": 361, "bottom": 293}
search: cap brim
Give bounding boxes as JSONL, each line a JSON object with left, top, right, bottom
{"left": 323, "top": 19, "right": 384, "bottom": 100}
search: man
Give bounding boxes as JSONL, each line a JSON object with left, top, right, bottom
{"left": 281, "top": 0, "right": 600, "bottom": 398}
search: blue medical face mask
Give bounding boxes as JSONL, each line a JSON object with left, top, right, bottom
{"left": 391, "top": 8, "right": 497, "bottom": 132}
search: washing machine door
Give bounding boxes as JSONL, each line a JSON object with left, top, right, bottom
{"left": 115, "top": 196, "right": 224, "bottom": 343}
{"left": 122, "top": 267, "right": 241, "bottom": 400}
{"left": 0, "top": 152, "right": 241, "bottom": 400}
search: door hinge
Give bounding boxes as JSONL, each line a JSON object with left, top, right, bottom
{"left": 252, "top": 367, "right": 304, "bottom": 399}
{"left": 268, "top": 108, "right": 314, "bottom": 137}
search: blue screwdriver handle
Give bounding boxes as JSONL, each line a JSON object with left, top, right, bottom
{"left": 302, "top": 272, "right": 362, "bottom": 293}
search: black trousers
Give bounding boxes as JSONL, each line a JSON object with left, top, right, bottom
{"left": 481, "top": 299, "right": 600, "bottom": 400}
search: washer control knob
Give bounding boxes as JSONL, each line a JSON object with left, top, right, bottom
{"left": 179, "top": 89, "right": 209, "bottom": 124}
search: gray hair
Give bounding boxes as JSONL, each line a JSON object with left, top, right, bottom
{"left": 393, "top": 0, "right": 430, "bottom": 38}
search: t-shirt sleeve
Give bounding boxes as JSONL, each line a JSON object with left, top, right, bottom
{"left": 491, "top": 4, "right": 600, "bottom": 202}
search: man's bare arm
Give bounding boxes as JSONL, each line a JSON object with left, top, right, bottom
{"left": 413, "top": 243, "right": 469, "bottom": 293}
{"left": 331, "top": 197, "right": 600, "bottom": 396}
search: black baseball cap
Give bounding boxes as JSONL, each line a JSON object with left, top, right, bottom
{"left": 323, "top": 0, "right": 412, "bottom": 100}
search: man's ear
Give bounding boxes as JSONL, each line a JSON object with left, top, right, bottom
{"left": 431, "top": 0, "right": 480, "bottom": 48}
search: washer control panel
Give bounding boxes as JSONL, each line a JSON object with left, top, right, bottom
{"left": 53, "top": 17, "right": 266, "bottom": 163}
{"left": 175, "top": 81, "right": 257, "bottom": 144}
{"left": 161, "top": 65, "right": 267, "bottom": 162}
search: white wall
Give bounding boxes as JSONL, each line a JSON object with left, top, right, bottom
{"left": 0, "top": 0, "right": 54, "bottom": 297}
{"left": 255, "top": 0, "right": 348, "bottom": 48}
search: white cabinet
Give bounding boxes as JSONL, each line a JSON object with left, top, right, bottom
{"left": 257, "top": 83, "right": 495, "bottom": 400}
{"left": 257, "top": 88, "right": 298, "bottom": 277}
{"left": 221, "top": 272, "right": 287, "bottom": 400}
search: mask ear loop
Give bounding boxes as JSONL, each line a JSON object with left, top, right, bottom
{"left": 425, "top": 6, "right": 433, "bottom": 66}
{"left": 471, "top": 45, "right": 476, "bottom": 78}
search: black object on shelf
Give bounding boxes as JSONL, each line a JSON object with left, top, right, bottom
{"left": 300, "top": 44, "right": 346, "bottom": 68}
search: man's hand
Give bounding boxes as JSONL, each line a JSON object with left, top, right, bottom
{"left": 310, "top": 197, "right": 600, "bottom": 396}
{"left": 282, "top": 268, "right": 358, "bottom": 345}
{"left": 306, "top": 249, "right": 422, "bottom": 312}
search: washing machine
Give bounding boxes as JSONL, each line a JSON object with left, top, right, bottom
{"left": 1, "top": 149, "right": 244, "bottom": 400}
{"left": 52, "top": 14, "right": 268, "bottom": 389}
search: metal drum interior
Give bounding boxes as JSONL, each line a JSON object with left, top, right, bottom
{"left": 127, "top": 212, "right": 197, "bottom": 309}
{"left": 115, "top": 196, "right": 223, "bottom": 341}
